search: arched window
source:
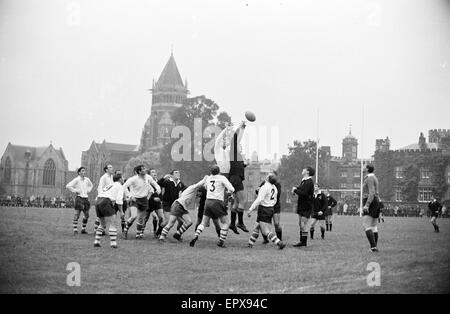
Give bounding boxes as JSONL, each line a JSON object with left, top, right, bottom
{"left": 43, "top": 159, "right": 56, "bottom": 186}
{"left": 4, "top": 157, "right": 11, "bottom": 184}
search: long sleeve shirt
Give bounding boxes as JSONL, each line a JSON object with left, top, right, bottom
{"left": 214, "top": 127, "right": 232, "bottom": 174}
{"left": 249, "top": 181, "right": 278, "bottom": 212}
{"left": 123, "top": 174, "right": 160, "bottom": 199}
{"left": 157, "top": 177, "right": 186, "bottom": 205}
{"left": 97, "top": 173, "right": 113, "bottom": 195}
{"left": 66, "top": 176, "right": 93, "bottom": 198}
{"left": 293, "top": 177, "right": 314, "bottom": 212}
{"left": 362, "top": 173, "right": 379, "bottom": 207}
{"left": 176, "top": 177, "right": 207, "bottom": 211}
{"left": 205, "top": 174, "right": 235, "bottom": 201}
{"left": 97, "top": 182, "right": 124, "bottom": 205}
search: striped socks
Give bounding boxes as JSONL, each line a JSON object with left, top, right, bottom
{"left": 72, "top": 218, "right": 78, "bottom": 233}
{"left": 109, "top": 226, "right": 117, "bottom": 248}
{"left": 136, "top": 223, "right": 143, "bottom": 238}
{"left": 218, "top": 228, "right": 228, "bottom": 247}
{"left": 160, "top": 226, "right": 169, "bottom": 240}
{"left": 268, "top": 232, "right": 281, "bottom": 245}
{"left": 94, "top": 217, "right": 100, "bottom": 231}
{"left": 176, "top": 222, "right": 192, "bottom": 237}
{"left": 248, "top": 228, "right": 260, "bottom": 247}
{"left": 94, "top": 226, "right": 104, "bottom": 246}
{"left": 82, "top": 218, "right": 88, "bottom": 232}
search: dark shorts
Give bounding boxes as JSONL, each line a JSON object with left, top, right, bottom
{"left": 75, "top": 196, "right": 90, "bottom": 212}
{"left": 162, "top": 202, "right": 172, "bottom": 213}
{"left": 204, "top": 199, "right": 227, "bottom": 220}
{"left": 95, "top": 197, "right": 116, "bottom": 218}
{"left": 148, "top": 196, "right": 162, "bottom": 212}
{"left": 363, "top": 197, "right": 381, "bottom": 219}
{"left": 325, "top": 208, "right": 333, "bottom": 216}
{"left": 229, "top": 175, "right": 244, "bottom": 193}
{"left": 170, "top": 201, "right": 189, "bottom": 217}
{"left": 197, "top": 204, "right": 205, "bottom": 219}
{"left": 257, "top": 205, "right": 274, "bottom": 224}
{"left": 130, "top": 197, "right": 149, "bottom": 212}
{"left": 114, "top": 200, "right": 127, "bottom": 213}
{"left": 297, "top": 209, "right": 312, "bottom": 218}
{"left": 311, "top": 212, "right": 325, "bottom": 220}
{"left": 273, "top": 205, "right": 281, "bottom": 215}
{"left": 431, "top": 212, "right": 439, "bottom": 218}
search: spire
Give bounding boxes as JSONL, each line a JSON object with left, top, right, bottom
{"left": 156, "top": 52, "right": 185, "bottom": 88}
{"left": 349, "top": 124, "right": 352, "bottom": 136}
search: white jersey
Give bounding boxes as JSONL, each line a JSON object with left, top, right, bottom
{"left": 123, "top": 174, "right": 160, "bottom": 199}
{"left": 98, "top": 182, "right": 124, "bottom": 205}
{"left": 97, "top": 173, "right": 113, "bottom": 196}
{"left": 205, "top": 174, "right": 235, "bottom": 201}
{"left": 249, "top": 181, "right": 278, "bottom": 212}
{"left": 66, "top": 176, "right": 93, "bottom": 198}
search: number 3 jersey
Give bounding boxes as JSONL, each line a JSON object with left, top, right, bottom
{"left": 205, "top": 175, "right": 235, "bottom": 201}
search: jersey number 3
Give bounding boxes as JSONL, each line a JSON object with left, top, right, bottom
{"left": 210, "top": 181, "right": 216, "bottom": 192}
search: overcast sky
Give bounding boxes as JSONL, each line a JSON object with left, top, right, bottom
{"left": 0, "top": 0, "right": 449, "bottom": 170}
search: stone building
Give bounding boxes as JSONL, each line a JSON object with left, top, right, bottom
{"left": 139, "top": 53, "right": 189, "bottom": 153}
{"left": 0, "top": 143, "right": 75, "bottom": 198}
{"left": 81, "top": 140, "right": 139, "bottom": 194}
{"left": 318, "top": 130, "right": 372, "bottom": 204}
{"left": 374, "top": 129, "right": 450, "bottom": 205}
{"left": 243, "top": 151, "right": 280, "bottom": 207}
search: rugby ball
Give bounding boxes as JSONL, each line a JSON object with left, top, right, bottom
{"left": 245, "top": 111, "right": 256, "bottom": 122}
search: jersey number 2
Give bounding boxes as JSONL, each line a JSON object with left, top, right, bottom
{"left": 270, "top": 189, "right": 275, "bottom": 200}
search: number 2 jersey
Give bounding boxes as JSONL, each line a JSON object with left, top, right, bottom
{"left": 205, "top": 174, "right": 235, "bottom": 201}
{"left": 250, "top": 181, "right": 278, "bottom": 211}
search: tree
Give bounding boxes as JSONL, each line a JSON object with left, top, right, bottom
{"left": 277, "top": 140, "right": 316, "bottom": 193}
{"left": 159, "top": 95, "right": 232, "bottom": 185}
{"left": 124, "top": 151, "right": 160, "bottom": 178}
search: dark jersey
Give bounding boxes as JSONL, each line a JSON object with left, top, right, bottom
{"left": 327, "top": 195, "right": 337, "bottom": 208}
{"left": 313, "top": 192, "right": 328, "bottom": 214}
{"left": 428, "top": 201, "right": 442, "bottom": 216}
{"left": 293, "top": 178, "right": 314, "bottom": 213}
{"left": 229, "top": 129, "right": 246, "bottom": 179}
{"left": 157, "top": 178, "right": 187, "bottom": 206}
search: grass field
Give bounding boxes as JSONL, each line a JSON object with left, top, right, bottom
{"left": 0, "top": 206, "right": 449, "bottom": 294}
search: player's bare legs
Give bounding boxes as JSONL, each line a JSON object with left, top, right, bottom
{"left": 293, "top": 215, "right": 310, "bottom": 247}
{"left": 363, "top": 215, "right": 379, "bottom": 252}
{"left": 190, "top": 215, "right": 211, "bottom": 247}
{"left": 123, "top": 205, "right": 138, "bottom": 239}
{"left": 249, "top": 221, "right": 285, "bottom": 249}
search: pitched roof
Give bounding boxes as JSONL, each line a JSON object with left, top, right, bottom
{"left": 5, "top": 144, "right": 66, "bottom": 163}
{"left": 398, "top": 143, "right": 440, "bottom": 151}
{"left": 156, "top": 53, "right": 185, "bottom": 88}
{"left": 102, "top": 142, "right": 138, "bottom": 152}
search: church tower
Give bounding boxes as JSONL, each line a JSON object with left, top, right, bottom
{"left": 342, "top": 126, "right": 358, "bottom": 162}
{"left": 139, "top": 53, "right": 189, "bottom": 153}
